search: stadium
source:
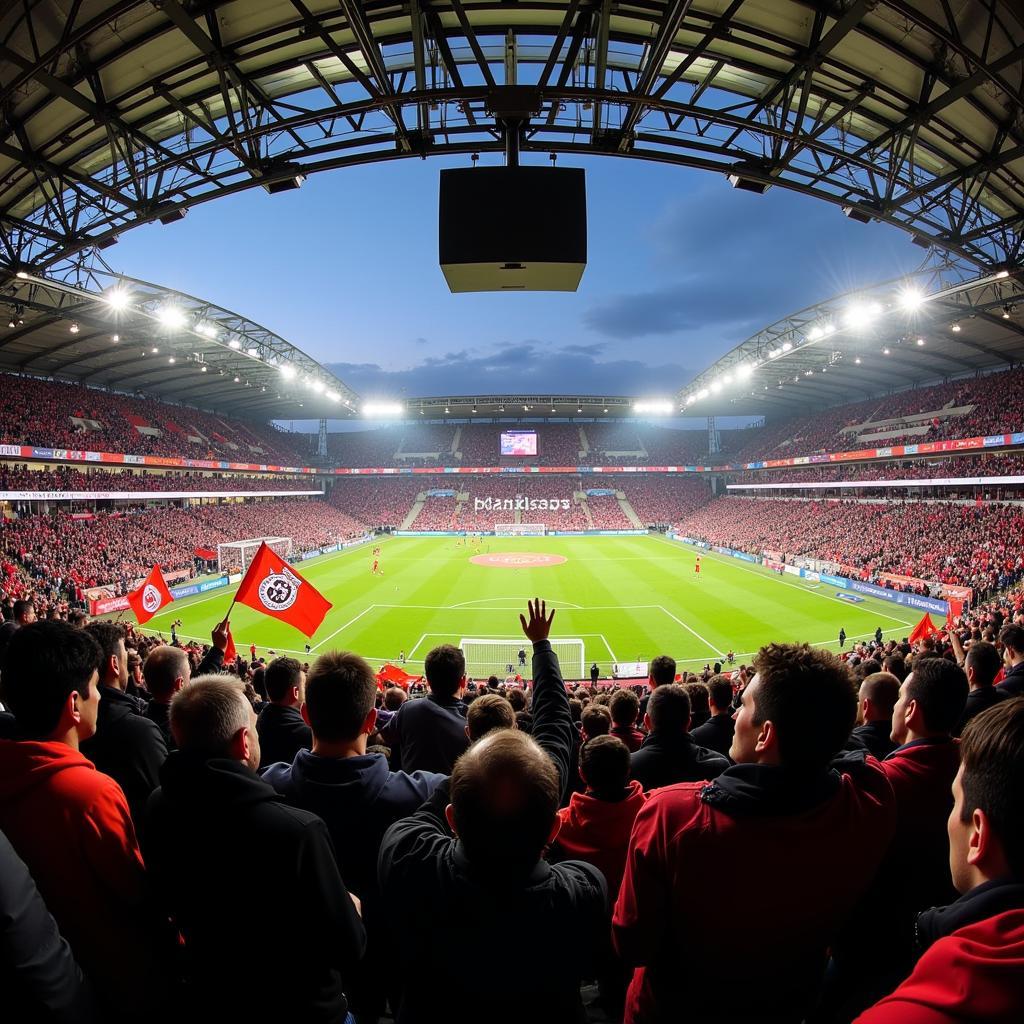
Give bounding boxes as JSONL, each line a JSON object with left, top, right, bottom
{"left": 1, "top": 2, "right": 1023, "bottom": 1023}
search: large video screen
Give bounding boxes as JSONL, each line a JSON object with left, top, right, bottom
{"left": 500, "top": 430, "right": 538, "bottom": 456}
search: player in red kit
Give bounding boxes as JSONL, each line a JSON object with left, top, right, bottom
{"left": 694, "top": 556, "right": 702, "bottom": 580}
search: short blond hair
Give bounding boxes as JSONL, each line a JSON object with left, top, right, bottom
{"left": 170, "top": 676, "right": 249, "bottom": 756}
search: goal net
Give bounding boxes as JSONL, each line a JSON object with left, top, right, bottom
{"left": 217, "top": 536, "right": 293, "bottom": 574}
{"left": 495, "top": 523, "right": 546, "bottom": 536}
{"left": 460, "top": 637, "right": 585, "bottom": 680}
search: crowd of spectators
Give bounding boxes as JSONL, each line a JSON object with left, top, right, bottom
{"left": 616, "top": 477, "right": 712, "bottom": 527}
{"left": 0, "top": 463, "right": 318, "bottom": 495}
{"left": 327, "top": 477, "right": 426, "bottom": 529}
{"left": 0, "top": 373, "right": 310, "bottom": 463}
{"left": 732, "top": 366, "right": 1024, "bottom": 462}
{"left": 678, "top": 497, "right": 1024, "bottom": 599}
{"left": 586, "top": 493, "right": 633, "bottom": 529}
{"left": 1, "top": 597, "right": 1022, "bottom": 1022}
{"left": 1, "top": 499, "right": 369, "bottom": 604}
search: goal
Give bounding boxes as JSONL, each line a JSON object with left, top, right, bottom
{"left": 459, "top": 637, "right": 585, "bottom": 679}
{"left": 217, "top": 536, "right": 293, "bottom": 573}
{"left": 494, "top": 523, "right": 546, "bottom": 536}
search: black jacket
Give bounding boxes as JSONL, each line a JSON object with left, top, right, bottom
{"left": 955, "top": 686, "right": 1007, "bottom": 737}
{"left": 1, "top": 828, "right": 95, "bottom": 1023}
{"left": 377, "top": 640, "right": 605, "bottom": 1024}
{"left": 996, "top": 660, "right": 1024, "bottom": 698}
{"left": 849, "top": 718, "right": 898, "bottom": 760}
{"left": 80, "top": 685, "right": 167, "bottom": 833}
{"left": 143, "top": 700, "right": 174, "bottom": 750}
{"left": 690, "top": 713, "right": 735, "bottom": 758}
{"left": 380, "top": 692, "right": 469, "bottom": 774}
{"left": 630, "top": 731, "right": 730, "bottom": 792}
{"left": 256, "top": 703, "right": 312, "bottom": 770}
{"left": 144, "top": 754, "right": 364, "bottom": 1024}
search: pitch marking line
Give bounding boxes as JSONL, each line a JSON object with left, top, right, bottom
{"left": 651, "top": 535, "right": 917, "bottom": 627}
{"left": 449, "top": 597, "right": 583, "bottom": 609}
{"left": 407, "top": 633, "right": 429, "bottom": 659}
{"left": 656, "top": 604, "right": 726, "bottom": 659}
{"left": 599, "top": 633, "right": 618, "bottom": 661}
{"left": 310, "top": 604, "right": 378, "bottom": 652}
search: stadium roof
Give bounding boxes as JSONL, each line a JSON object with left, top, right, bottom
{"left": 678, "top": 260, "right": 1024, "bottom": 416}
{"left": 0, "top": 261, "right": 360, "bottom": 419}
{"left": 0, "top": 0, "right": 1022, "bottom": 274}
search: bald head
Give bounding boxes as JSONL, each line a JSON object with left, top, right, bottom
{"left": 859, "top": 671, "right": 900, "bottom": 723}
{"left": 144, "top": 645, "right": 191, "bottom": 700}
{"left": 449, "top": 730, "right": 560, "bottom": 873}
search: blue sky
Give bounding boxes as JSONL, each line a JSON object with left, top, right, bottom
{"left": 109, "top": 153, "right": 924, "bottom": 404}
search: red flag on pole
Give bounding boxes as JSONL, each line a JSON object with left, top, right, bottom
{"left": 233, "top": 542, "right": 332, "bottom": 637}
{"left": 127, "top": 565, "right": 175, "bottom": 625}
{"left": 946, "top": 597, "right": 964, "bottom": 625}
{"left": 908, "top": 612, "right": 941, "bottom": 645}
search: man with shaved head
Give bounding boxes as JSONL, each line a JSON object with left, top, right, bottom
{"left": 379, "top": 600, "right": 607, "bottom": 1024}
{"left": 143, "top": 644, "right": 191, "bottom": 749}
{"left": 849, "top": 671, "right": 901, "bottom": 760}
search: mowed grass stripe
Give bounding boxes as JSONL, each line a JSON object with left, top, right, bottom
{"left": 131, "top": 535, "right": 918, "bottom": 673}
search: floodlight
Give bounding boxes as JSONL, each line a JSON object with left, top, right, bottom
{"left": 722, "top": 373, "right": 733, "bottom": 384}
{"left": 157, "top": 305, "right": 187, "bottom": 329}
{"left": 737, "top": 363, "right": 753, "bottom": 378}
{"left": 15, "top": 270, "right": 29, "bottom": 279}
{"left": 898, "top": 288, "right": 924, "bottom": 311}
{"left": 883, "top": 347, "right": 890, "bottom": 355}
{"left": 111, "top": 334, "right": 119, "bottom": 342}
{"left": 168, "top": 356, "right": 175, "bottom": 364}
{"left": 782, "top": 341, "right": 792, "bottom": 352}
{"left": 151, "top": 347, "right": 159, "bottom": 354}
{"left": 844, "top": 302, "right": 882, "bottom": 329}
{"left": 697, "top": 389, "right": 709, "bottom": 400}
{"left": 69, "top": 322, "right": 79, "bottom": 334}
{"left": 200, "top": 365, "right": 207, "bottom": 372}
{"left": 634, "top": 400, "right": 673, "bottom": 414}
{"left": 247, "top": 347, "right": 259, "bottom": 357}
{"left": 710, "top": 382, "right": 722, "bottom": 394}
{"left": 854, "top": 357, "right": 862, "bottom": 364}
{"left": 951, "top": 322, "right": 961, "bottom": 332}
{"left": 364, "top": 402, "right": 404, "bottom": 417}
{"left": 312, "top": 381, "right": 325, "bottom": 394}
{"left": 279, "top": 364, "right": 296, "bottom": 378}
{"left": 228, "top": 338, "right": 241, "bottom": 349}
{"left": 808, "top": 326, "right": 823, "bottom": 341}
{"left": 996, "top": 270, "right": 1010, "bottom": 279}
{"left": 104, "top": 288, "right": 131, "bottom": 310}
{"left": 233, "top": 376, "right": 240, "bottom": 383}
{"left": 916, "top": 337, "right": 925, "bottom": 346}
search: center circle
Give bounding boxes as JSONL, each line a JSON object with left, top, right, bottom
{"left": 470, "top": 552, "right": 568, "bottom": 568}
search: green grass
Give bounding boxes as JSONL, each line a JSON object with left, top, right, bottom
{"left": 129, "top": 535, "right": 924, "bottom": 680}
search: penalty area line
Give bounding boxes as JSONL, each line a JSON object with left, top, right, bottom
{"left": 656, "top": 604, "right": 726, "bottom": 659}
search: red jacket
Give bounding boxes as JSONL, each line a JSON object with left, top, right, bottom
{"left": 555, "top": 780, "right": 648, "bottom": 896}
{"left": 0, "top": 739, "right": 155, "bottom": 1011}
{"left": 613, "top": 756, "right": 896, "bottom": 1023}
{"left": 854, "top": 909, "right": 1024, "bottom": 1023}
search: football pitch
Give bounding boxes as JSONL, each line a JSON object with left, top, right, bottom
{"left": 134, "top": 534, "right": 925, "bottom": 679}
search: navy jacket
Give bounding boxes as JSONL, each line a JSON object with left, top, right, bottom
{"left": 378, "top": 640, "right": 604, "bottom": 1023}
{"left": 256, "top": 703, "right": 312, "bottom": 770}
{"left": 380, "top": 692, "right": 469, "bottom": 774}
{"left": 262, "top": 750, "right": 444, "bottom": 904}
{"left": 996, "top": 661, "right": 1024, "bottom": 698}
{"left": 630, "top": 731, "right": 731, "bottom": 792}
{"left": 849, "top": 718, "right": 898, "bottom": 760}
{"left": 955, "top": 686, "right": 1007, "bottom": 736}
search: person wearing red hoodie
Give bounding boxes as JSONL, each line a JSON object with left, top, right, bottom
{"left": 0, "top": 620, "right": 162, "bottom": 1018}
{"left": 613, "top": 642, "right": 896, "bottom": 1024}
{"left": 553, "top": 734, "right": 648, "bottom": 895}
{"left": 824, "top": 657, "right": 968, "bottom": 1021}
{"left": 855, "top": 697, "right": 1024, "bottom": 1023}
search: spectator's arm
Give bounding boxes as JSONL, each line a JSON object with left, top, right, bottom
{"left": 521, "top": 600, "right": 574, "bottom": 799}
{"left": 195, "top": 645, "right": 224, "bottom": 676}
{"left": 612, "top": 796, "right": 672, "bottom": 968}
{"left": 948, "top": 628, "right": 966, "bottom": 668}
{"left": 0, "top": 831, "right": 96, "bottom": 1023}
{"left": 378, "top": 778, "right": 453, "bottom": 892}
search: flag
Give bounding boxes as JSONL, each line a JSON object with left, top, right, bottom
{"left": 908, "top": 612, "right": 941, "bottom": 644}
{"left": 947, "top": 597, "right": 964, "bottom": 625}
{"left": 234, "top": 542, "right": 332, "bottom": 637}
{"left": 127, "top": 565, "right": 175, "bottom": 625}
{"left": 223, "top": 628, "right": 237, "bottom": 665}
{"left": 376, "top": 663, "right": 422, "bottom": 691}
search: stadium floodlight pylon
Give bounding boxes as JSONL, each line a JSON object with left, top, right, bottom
{"left": 460, "top": 637, "right": 585, "bottom": 680}
{"left": 217, "top": 536, "right": 293, "bottom": 574}
{"left": 494, "top": 523, "right": 547, "bottom": 536}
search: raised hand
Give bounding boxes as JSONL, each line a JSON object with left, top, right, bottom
{"left": 520, "top": 598, "right": 555, "bottom": 642}
{"left": 212, "top": 617, "right": 230, "bottom": 653}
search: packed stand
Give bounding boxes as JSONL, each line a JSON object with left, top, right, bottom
{"left": 619, "top": 477, "right": 713, "bottom": 527}
{"left": 678, "top": 497, "right": 1024, "bottom": 599}
{"left": 2, "top": 596, "right": 1022, "bottom": 1023}
{"left": 586, "top": 493, "right": 634, "bottom": 529}
{"left": 327, "top": 476, "right": 424, "bottom": 529}
{"left": 454, "top": 476, "right": 589, "bottom": 531}
{"left": 0, "top": 373, "right": 310, "bottom": 463}
{"left": 2, "top": 499, "right": 368, "bottom": 603}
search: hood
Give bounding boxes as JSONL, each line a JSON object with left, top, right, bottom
{"left": 917, "top": 879, "right": 1024, "bottom": 954}
{"left": 263, "top": 749, "right": 391, "bottom": 808}
{"left": 0, "top": 739, "right": 97, "bottom": 801}
{"left": 698, "top": 749, "right": 873, "bottom": 819}
{"left": 563, "top": 779, "right": 647, "bottom": 832}
{"left": 158, "top": 750, "right": 282, "bottom": 812}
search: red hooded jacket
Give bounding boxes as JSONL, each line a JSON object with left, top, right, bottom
{"left": 613, "top": 755, "right": 896, "bottom": 1023}
{"left": 555, "top": 780, "right": 648, "bottom": 896}
{"left": 0, "top": 739, "right": 155, "bottom": 1011}
{"left": 854, "top": 909, "right": 1024, "bottom": 1023}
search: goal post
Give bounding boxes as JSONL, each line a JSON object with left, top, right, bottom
{"left": 217, "top": 536, "right": 293, "bottom": 573}
{"left": 459, "top": 637, "right": 585, "bottom": 680}
{"left": 494, "top": 523, "right": 546, "bottom": 536}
